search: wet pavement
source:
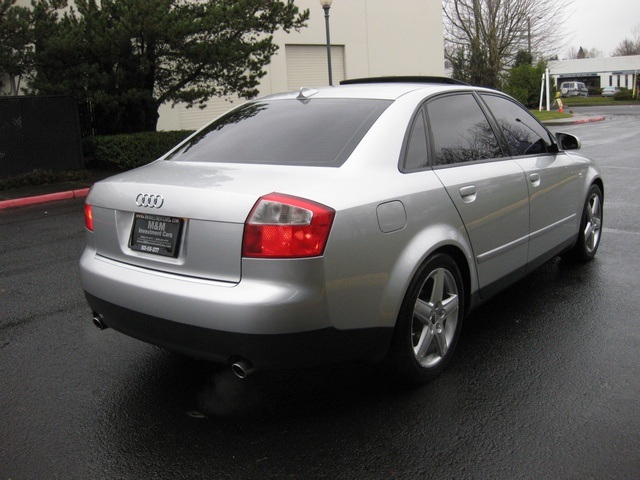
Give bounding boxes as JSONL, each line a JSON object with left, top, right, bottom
{"left": 1, "top": 106, "right": 639, "bottom": 478}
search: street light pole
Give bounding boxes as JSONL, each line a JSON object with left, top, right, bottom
{"left": 320, "top": 0, "right": 333, "bottom": 86}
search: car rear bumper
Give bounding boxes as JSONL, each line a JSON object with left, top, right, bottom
{"left": 80, "top": 246, "right": 335, "bottom": 334}
{"left": 80, "top": 248, "right": 392, "bottom": 368}
{"left": 84, "top": 292, "right": 391, "bottom": 369}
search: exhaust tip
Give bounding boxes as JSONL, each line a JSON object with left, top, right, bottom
{"left": 92, "top": 313, "right": 108, "bottom": 330}
{"left": 231, "top": 359, "right": 255, "bottom": 379}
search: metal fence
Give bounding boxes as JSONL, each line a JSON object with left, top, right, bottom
{"left": 0, "top": 96, "right": 83, "bottom": 177}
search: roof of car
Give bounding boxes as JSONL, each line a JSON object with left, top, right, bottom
{"left": 262, "top": 77, "right": 479, "bottom": 102}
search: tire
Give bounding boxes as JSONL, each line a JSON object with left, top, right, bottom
{"left": 570, "top": 184, "right": 603, "bottom": 261}
{"left": 389, "top": 253, "right": 465, "bottom": 383}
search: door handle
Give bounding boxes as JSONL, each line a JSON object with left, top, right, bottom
{"left": 529, "top": 173, "right": 541, "bottom": 186}
{"left": 459, "top": 185, "right": 476, "bottom": 203}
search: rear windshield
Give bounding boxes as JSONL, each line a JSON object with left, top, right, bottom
{"left": 166, "top": 98, "right": 391, "bottom": 167}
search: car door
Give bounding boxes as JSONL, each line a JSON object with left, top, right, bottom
{"left": 424, "top": 93, "right": 530, "bottom": 298}
{"left": 480, "top": 93, "right": 582, "bottom": 269}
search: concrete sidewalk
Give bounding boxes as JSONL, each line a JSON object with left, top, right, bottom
{"left": 0, "top": 113, "right": 607, "bottom": 210}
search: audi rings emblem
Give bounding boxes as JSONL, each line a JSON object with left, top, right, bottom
{"left": 136, "top": 193, "right": 164, "bottom": 208}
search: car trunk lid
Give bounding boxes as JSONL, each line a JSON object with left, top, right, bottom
{"left": 87, "top": 161, "right": 332, "bottom": 283}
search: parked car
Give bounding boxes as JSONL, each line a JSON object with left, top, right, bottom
{"left": 601, "top": 86, "right": 621, "bottom": 97}
{"left": 560, "top": 81, "right": 589, "bottom": 97}
{"left": 80, "top": 77, "right": 603, "bottom": 383}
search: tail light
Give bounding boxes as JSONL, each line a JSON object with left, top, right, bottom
{"left": 243, "top": 193, "right": 335, "bottom": 258}
{"left": 84, "top": 203, "right": 94, "bottom": 231}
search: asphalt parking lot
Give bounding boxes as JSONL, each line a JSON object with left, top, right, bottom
{"left": 1, "top": 106, "right": 639, "bottom": 479}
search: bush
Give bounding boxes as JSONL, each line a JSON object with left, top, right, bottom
{"left": 0, "top": 169, "right": 92, "bottom": 191}
{"left": 503, "top": 63, "right": 546, "bottom": 108}
{"left": 83, "top": 130, "right": 195, "bottom": 170}
{"left": 614, "top": 89, "right": 634, "bottom": 101}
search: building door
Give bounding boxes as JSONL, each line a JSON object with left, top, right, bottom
{"left": 285, "top": 44, "right": 345, "bottom": 89}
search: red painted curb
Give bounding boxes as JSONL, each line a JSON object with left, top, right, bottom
{"left": 0, "top": 187, "right": 90, "bottom": 211}
{"left": 572, "top": 115, "right": 606, "bottom": 124}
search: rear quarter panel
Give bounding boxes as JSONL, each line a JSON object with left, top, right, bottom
{"left": 321, "top": 168, "right": 476, "bottom": 331}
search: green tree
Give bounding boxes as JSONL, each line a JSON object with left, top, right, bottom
{"left": 503, "top": 60, "right": 546, "bottom": 108}
{"left": 27, "top": 0, "right": 308, "bottom": 134}
{"left": 0, "top": 0, "right": 32, "bottom": 95}
{"left": 514, "top": 50, "right": 533, "bottom": 67}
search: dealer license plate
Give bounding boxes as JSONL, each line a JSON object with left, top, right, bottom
{"left": 130, "top": 213, "right": 184, "bottom": 257}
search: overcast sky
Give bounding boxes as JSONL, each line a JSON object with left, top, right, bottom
{"left": 560, "top": 0, "right": 640, "bottom": 57}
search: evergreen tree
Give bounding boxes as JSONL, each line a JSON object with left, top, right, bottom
{"left": 503, "top": 60, "right": 546, "bottom": 108}
{"left": 26, "top": 0, "right": 308, "bottom": 134}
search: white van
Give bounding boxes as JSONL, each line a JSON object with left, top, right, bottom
{"left": 560, "top": 81, "right": 589, "bottom": 97}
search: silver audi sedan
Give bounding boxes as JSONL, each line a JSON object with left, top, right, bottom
{"left": 80, "top": 78, "right": 603, "bottom": 382}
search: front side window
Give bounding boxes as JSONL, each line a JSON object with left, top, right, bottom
{"left": 481, "top": 94, "right": 554, "bottom": 156}
{"left": 426, "top": 94, "right": 503, "bottom": 166}
{"left": 166, "top": 99, "right": 391, "bottom": 167}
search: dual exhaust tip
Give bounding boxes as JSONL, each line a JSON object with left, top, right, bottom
{"left": 91, "top": 313, "right": 256, "bottom": 379}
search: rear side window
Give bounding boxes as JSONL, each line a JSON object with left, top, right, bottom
{"left": 426, "top": 93, "right": 503, "bottom": 166}
{"left": 481, "top": 94, "right": 554, "bottom": 156}
{"left": 403, "top": 110, "right": 429, "bottom": 171}
{"left": 166, "top": 99, "right": 391, "bottom": 167}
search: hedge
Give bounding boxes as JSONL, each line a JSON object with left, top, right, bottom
{"left": 614, "top": 89, "right": 635, "bottom": 101}
{"left": 0, "top": 169, "right": 92, "bottom": 191}
{"left": 83, "top": 130, "right": 195, "bottom": 170}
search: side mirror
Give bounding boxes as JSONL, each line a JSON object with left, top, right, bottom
{"left": 556, "top": 132, "right": 581, "bottom": 151}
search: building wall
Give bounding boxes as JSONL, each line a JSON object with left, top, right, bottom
{"left": 158, "top": 0, "right": 444, "bottom": 131}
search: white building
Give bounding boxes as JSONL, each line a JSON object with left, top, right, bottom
{"left": 158, "top": 0, "right": 445, "bottom": 130}
{"left": 548, "top": 55, "right": 640, "bottom": 91}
